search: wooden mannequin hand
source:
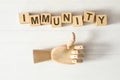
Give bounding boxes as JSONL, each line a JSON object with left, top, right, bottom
{"left": 51, "top": 32, "right": 84, "bottom": 64}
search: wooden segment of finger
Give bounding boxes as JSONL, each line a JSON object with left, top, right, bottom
{"left": 72, "top": 60, "right": 77, "bottom": 64}
{"left": 74, "top": 45, "right": 84, "bottom": 50}
{"left": 67, "top": 32, "right": 75, "bottom": 49}
{"left": 71, "top": 50, "right": 79, "bottom": 54}
{"left": 70, "top": 54, "right": 78, "bottom": 59}
{"left": 84, "top": 11, "right": 95, "bottom": 23}
{"left": 77, "top": 59, "right": 83, "bottom": 63}
{"left": 67, "top": 40, "right": 74, "bottom": 49}
{"left": 78, "top": 50, "right": 85, "bottom": 58}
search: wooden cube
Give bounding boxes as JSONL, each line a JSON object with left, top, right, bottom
{"left": 29, "top": 15, "right": 41, "bottom": 26}
{"left": 61, "top": 12, "right": 72, "bottom": 23}
{"left": 84, "top": 11, "right": 95, "bottom": 23}
{"left": 96, "top": 15, "right": 107, "bottom": 26}
{"left": 51, "top": 16, "right": 62, "bottom": 27}
{"left": 73, "top": 15, "right": 83, "bottom": 27}
{"left": 70, "top": 55, "right": 78, "bottom": 59}
{"left": 19, "top": 12, "right": 30, "bottom": 24}
{"left": 40, "top": 13, "right": 51, "bottom": 24}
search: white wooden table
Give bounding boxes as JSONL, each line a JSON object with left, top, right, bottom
{"left": 0, "top": 0, "right": 120, "bottom": 80}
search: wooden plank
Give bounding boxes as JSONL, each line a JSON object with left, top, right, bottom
{"left": 96, "top": 15, "right": 107, "bottom": 26}
{"left": 74, "top": 45, "right": 84, "bottom": 49}
{"left": 84, "top": 11, "right": 95, "bottom": 23}
{"left": 19, "top": 12, "right": 30, "bottom": 24}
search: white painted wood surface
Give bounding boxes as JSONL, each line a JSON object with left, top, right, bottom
{"left": 0, "top": 0, "right": 120, "bottom": 80}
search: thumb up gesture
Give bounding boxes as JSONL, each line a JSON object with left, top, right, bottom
{"left": 51, "top": 32, "right": 84, "bottom": 64}
{"left": 33, "top": 32, "right": 84, "bottom": 64}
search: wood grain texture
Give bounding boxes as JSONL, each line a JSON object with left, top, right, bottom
{"left": 33, "top": 49, "right": 51, "bottom": 63}
{"left": 51, "top": 16, "right": 62, "bottom": 27}
{"left": 96, "top": 15, "right": 107, "bottom": 26}
{"left": 84, "top": 11, "right": 95, "bottom": 23}
{"left": 61, "top": 12, "right": 72, "bottom": 23}
{"left": 73, "top": 15, "right": 83, "bottom": 27}
{"left": 19, "top": 12, "right": 30, "bottom": 24}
